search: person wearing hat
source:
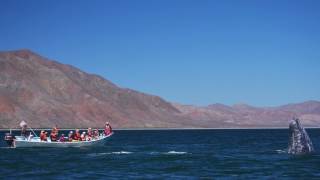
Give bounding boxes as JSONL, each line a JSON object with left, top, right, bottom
{"left": 104, "top": 122, "right": 112, "bottom": 136}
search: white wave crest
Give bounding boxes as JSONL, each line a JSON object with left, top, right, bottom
{"left": 87, "top": 151, "right": 132, "bottom": 157}
{"left": 166, "top": 151, "right": 188, "bottom": 155}
{"left": 275, "top": 149, "right": 287, "bottom": 154}
{"left": 111, "top": 151, "right": 132, "bottom": 154}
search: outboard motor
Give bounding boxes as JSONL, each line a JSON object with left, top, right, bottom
{"left": 4, "top": 133, "right": 15, "bottom": 147}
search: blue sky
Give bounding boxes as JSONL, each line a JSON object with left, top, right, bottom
{"left": 0, "top": 0, "right": 319, "bottom": 106}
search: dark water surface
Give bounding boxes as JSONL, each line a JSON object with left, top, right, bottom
{"left": 1, "top": 129, "right": 320, "bottom": 179}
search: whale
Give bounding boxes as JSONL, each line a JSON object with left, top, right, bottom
{"left": 288, "top": 118, "right": 314, "bottom": 155}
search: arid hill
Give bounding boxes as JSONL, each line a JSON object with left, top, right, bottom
{"left": 173, "top": 101, "right": 320, "bottom": 128}
{"left": 0, "top": 50, "right": 319, "bottom": 128}
{"left": 0, "top": 50, "right": 190, "bottom": 128}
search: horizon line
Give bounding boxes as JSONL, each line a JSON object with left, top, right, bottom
{"left": 1, "top": 127, "right": 320, "bottom": 131}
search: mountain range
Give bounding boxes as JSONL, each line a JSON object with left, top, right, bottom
{"left": 0, "top": 50, "right": 319, "bottom": 128}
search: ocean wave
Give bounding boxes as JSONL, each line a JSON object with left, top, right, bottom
{"left": 87, "top": 151, "right": 190, "bottom": 157}
{"left": 275, "top": 149, "right": 287, "bottom": 154}
{"left": 111, "top": 151, "right": 132, "bottom": 154}
{"left": 87, "top": 151, "right": 132, "bottom": 157}
{"left": 87, "top": 152, "right": 108, "bottom": 157}
{"left": 166, "top": 151, "right": 189, "bottom": 155}
{"left": 149, "top": 151, "right": 190, "bottom": 155}
{"left": 0, "top": 146, "right": 15, "bottom": 149}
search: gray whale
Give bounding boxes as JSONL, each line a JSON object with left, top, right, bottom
{"left": 288, "top": 118, "right": 314, "bottom": 155}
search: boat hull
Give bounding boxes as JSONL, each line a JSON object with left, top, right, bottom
{"left": 14, "top": 133, "right": 113, "bottom": 148}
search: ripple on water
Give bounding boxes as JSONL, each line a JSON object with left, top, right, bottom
{"left": 87, "top": 151, "right": 133, "bottom": 157}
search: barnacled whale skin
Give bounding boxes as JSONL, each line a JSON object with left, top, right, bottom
{"left": 288, "top": 118, "right": 314, "bottom": 155}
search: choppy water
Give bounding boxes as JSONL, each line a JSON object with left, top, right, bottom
{"left": 0, "top": 129, "right": 320, "bottom": 179}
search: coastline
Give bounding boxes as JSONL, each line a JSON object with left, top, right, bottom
{"left": 1, "top": 127, "right": 319, "bottom": 131}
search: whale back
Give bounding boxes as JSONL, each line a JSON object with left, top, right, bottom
{"left": 288, "top": 119, "right": 314, "bottom": 155}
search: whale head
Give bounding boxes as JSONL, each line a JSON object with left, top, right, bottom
{"left": 288, "top": 118, "right": 314, "bottom": 155}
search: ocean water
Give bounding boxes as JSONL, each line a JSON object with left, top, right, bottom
{"left": 0, "top": 129, "right": 320, "bottom": 179}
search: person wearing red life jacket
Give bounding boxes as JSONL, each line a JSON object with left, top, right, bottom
{"left": 73, "top": 129, "right": 81, "bottom": 141}
{"left": 50, "top": 127, "right": 58, "bottom": 142}
{"left": 53, "top": 125, "right": 59, "bottom": 135}
{"left": 68, "top": 131, "right": 73, "bottom": 142}
{"left": 80, "top": 132, "right": 86, "bottom": 141}
{"left": 40, "top": 130, "right": 48, "bottom": 141}
{"left": 50, "top": 131, "right": 57, "bottom": 142}
{"left": 87, "top": 128, "right": 92, "bottom": 138}
{"left": 104, "top": 122, "right": 112, "bottom": 136}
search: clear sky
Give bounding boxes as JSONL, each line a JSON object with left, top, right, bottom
{"left": 0, "top": 0, "right": 319, "bottom": 106}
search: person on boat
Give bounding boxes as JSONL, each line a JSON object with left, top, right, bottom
{"left": 86, "top": 128, "right": 94, "bottom": 140}
{"left": 21, "top": 123, "right": 28, "bottom": 137}
{"left": 80, "top": 132, "right": 86, "bottom": 141}
{"left": 50, "top": 129, "right": 58, "bottom": 142}
{"left": 59, "top": 134, "right": 65, "bottom": 142}
{"left": 53, "top": 125, "right": 59, "bottom": 135}
{"left": 4, "top": 132, "right": 16, "bottom": 147}
{"left": 104, "top": 122, "right": 112, "bottom": 136}
{"left": 73, "top": 129, "right": 81, "bottom": 141}
{"left": 40, "top": 130, "right": 48, "bottom": 141}
{"left": 93, "top": 129, "right": 99, "bottom": 139}
{"left": 68, "top": 131, "right": 74, "bottom": 142}
{"left": 87, "top": 128, "right": 92, "bottom": 138}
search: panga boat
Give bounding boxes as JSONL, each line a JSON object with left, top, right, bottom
{"left": 4, "top": 121, "right": 114, "bottom": 148}
{"left": 11, "top": 133, "right": 113, "bottom": 148}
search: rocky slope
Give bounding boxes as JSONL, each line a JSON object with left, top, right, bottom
{"left": 0, "top": 50, "right": 191, "bottom": 128}
{"left": 0, "top": 49, "right": 319, "bottom": 128}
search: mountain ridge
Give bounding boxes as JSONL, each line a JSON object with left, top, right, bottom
{"left": 0, "top": 49, "right": 319, "bottom": 128}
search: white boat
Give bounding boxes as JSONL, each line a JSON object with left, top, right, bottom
{"left": 12, "top": 133, "right": 113, "bottom": 148}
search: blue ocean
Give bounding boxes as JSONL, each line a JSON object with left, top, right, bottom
{"left": 1, "top": 129, "right": 320, "bottom": 179}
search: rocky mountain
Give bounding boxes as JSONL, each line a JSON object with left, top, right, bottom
{"left": 0, "top": 49, "right": 319, "bottom": 129}
{"left": 173, "top": 101, "right": 320, "bottom": 127}
{"left": 0, "top": 49, "right": 192, "bottom": 129}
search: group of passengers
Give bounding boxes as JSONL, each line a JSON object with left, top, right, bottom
{"left": 39, "top": 122, "right": 112, "bottom": 142}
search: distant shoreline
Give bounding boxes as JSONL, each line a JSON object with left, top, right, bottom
{"left": 1, "top": 127, "right": 319, "bottom": 131}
